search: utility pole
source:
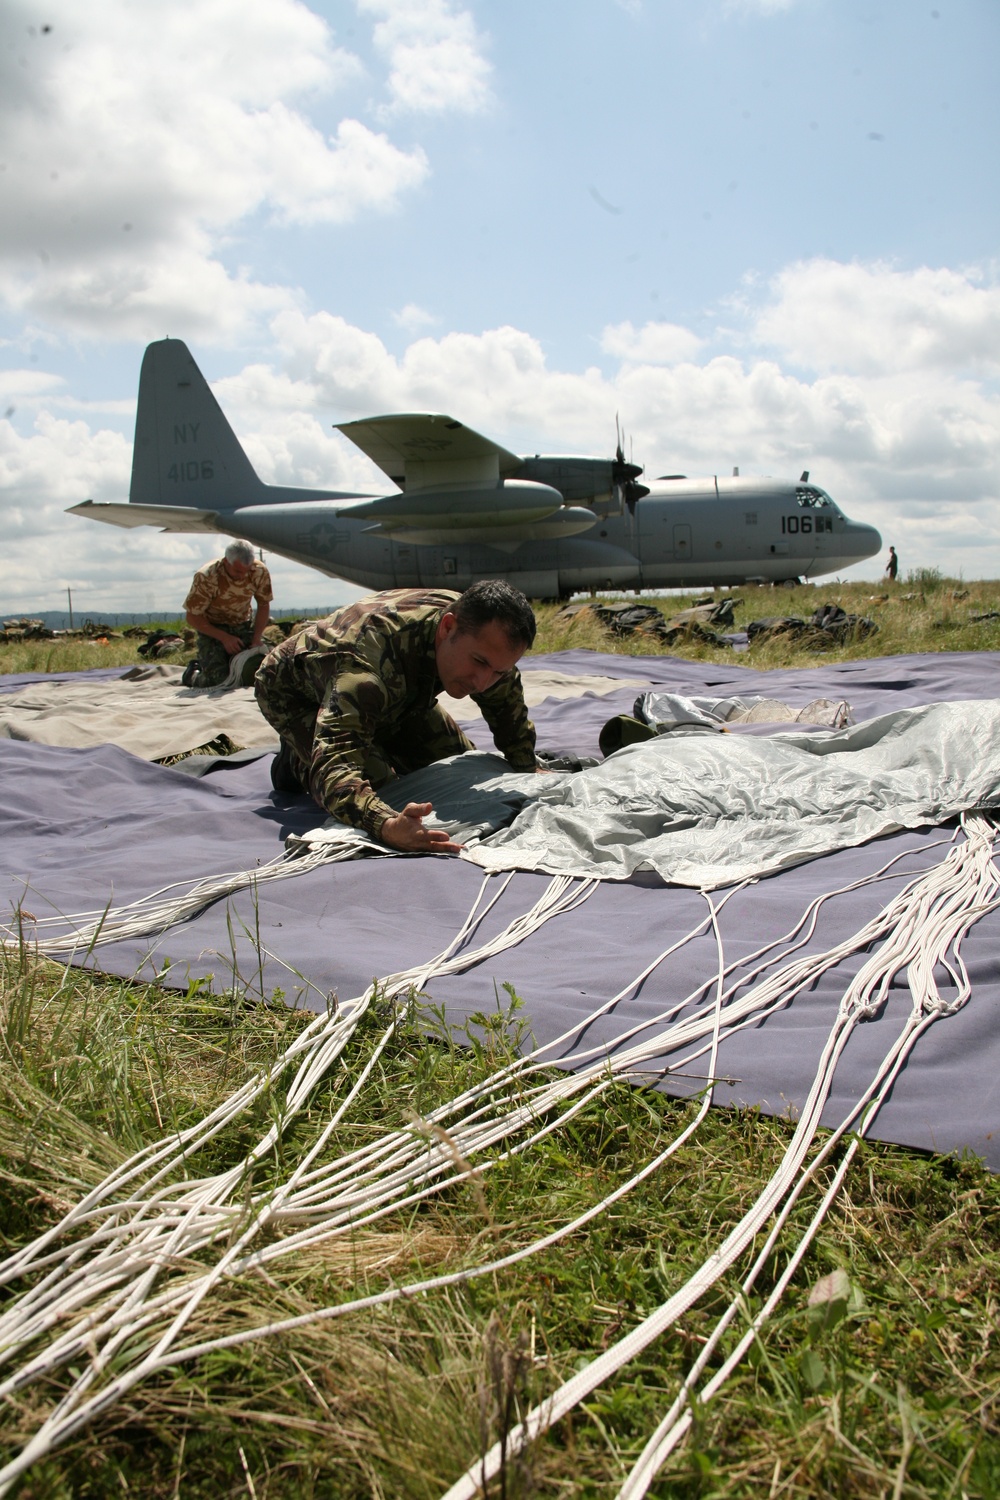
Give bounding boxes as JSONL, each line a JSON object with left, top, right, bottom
{"left": 67, "top": 588, "right": 73, "bottom": 630}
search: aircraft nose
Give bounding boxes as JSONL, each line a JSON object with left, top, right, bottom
{"left": 847, "top": 522, "right": 882, "bottom": 558}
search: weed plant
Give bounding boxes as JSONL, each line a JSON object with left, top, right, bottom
{"left": 1, "top": 581, "right": 999, "bottom": 1495}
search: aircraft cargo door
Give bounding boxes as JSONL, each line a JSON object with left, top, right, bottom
{"left": 672, "top": 524, "right": 692, "bottom": 561}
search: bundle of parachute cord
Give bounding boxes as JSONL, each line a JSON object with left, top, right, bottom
{"left": 0, "top": 811, "right": 997, "bottom": 1497}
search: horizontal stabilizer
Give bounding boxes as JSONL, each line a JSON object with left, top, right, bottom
{"left": 68, "top": 499, "right": 222, "bottom": 534}
{"left": 337, "top": 413, "right": 521, "bottom": 492}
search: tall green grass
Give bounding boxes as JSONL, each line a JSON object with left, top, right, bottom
{"left": 530, "top": 578, "right": 1000, "bottom": 662}
{"left": 6, "top": 577, "right": 1000, "bottom": 676}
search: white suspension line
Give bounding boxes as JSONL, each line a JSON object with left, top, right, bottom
{"left": 617, "top": 830, "right": 997, "bottom": 1500}
{"left": 0, "top": 885, "right": 733, "bottom": 1495}
{"left": 1, "top": 820, "right": 994, "bottom": 1496}
{"left": 438, "top": 815, "right": 1000, "bottom": 1500}
{"left": 0, "top": 858, "right": 923, "bottom": 1392}
{"left": 614, "top": 837, "right": 995, "bottom": 1500}
{"left": 615, "top": 1008, "right": 942, "bottom": 1498}
{"left": 2, "top": 839, "right": 375, "bottom": 956}
{"left": 0, "top": 846, "right": 941, "bottom": 1362}
{"left": 0, "top": 873, "right": 602, "bottom": 1493}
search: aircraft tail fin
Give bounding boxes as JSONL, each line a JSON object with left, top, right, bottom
{"left": 130, "top": 339, "right": 267, "bottom": 510}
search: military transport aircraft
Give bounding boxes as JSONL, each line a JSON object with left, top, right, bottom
{"left": 70, "top": 338, "right": 881, "bottom": 596}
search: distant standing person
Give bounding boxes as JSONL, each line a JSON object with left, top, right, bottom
{"left": 183, "top": 540, "right": 272, "bottom": 687}
{"left": 884, "top": 545, "right": 899, "bottom": 582}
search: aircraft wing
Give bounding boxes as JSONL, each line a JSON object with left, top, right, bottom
{"left": 68, "top": 500, "right": 222, "bottom": 534}
{"left": 336, "top": 414, "right": 522, "bottom": 492}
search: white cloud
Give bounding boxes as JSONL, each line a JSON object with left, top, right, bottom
{"left": 211, "top": 364, "right": 389, "bottom": 491}
{"left": 722, "top": 0, "right": 800, "bottom": 14}
{"left": 267, "top": 294, "right": 998, "bottom": 501}
{"left": 601, "top": 321, "right": 706, "bottom": 365}
{"left": 0, "top": 405, "right": 360, "bottom": 615}
{"left": 271, "top": 310, "right": 605, "bottom": 437}
{"left": 0, "top": 0, "right": 428, "bottom": 340}
{"left": 358, "top": 0, "right": 493, "bottom": 116}
{"left": 0, "top": 369, "right": 64, "bottom": 406}
{"left": 751, "top": 259, "right": 1000, "bottom": 377}
{"left": 1, "top": 409, "right": 133, "bottom": 608}
{"left": 0, "top": 242, "right": 301, "bottom": 346}
{"left": 392, "top": 302, "right": 437, "bottom": 332}
{"left": 274, "top": 309, "right": 411, "bottom": 413}
{"left": 261, "top": 279, "right": 999, "bottom": 580}
{"left": 259, "top": 117, "right": 429, "bottom": 228}
{"left": 4, "top": 255, "right": 1000, "bottom": 611}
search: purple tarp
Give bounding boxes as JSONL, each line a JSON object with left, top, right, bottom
{"left": 1, "top": 649, "right": 998, "bottom": 1168}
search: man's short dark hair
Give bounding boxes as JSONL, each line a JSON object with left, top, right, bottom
{"left": 453, "top": 580, "right": 536, "bottom": 649}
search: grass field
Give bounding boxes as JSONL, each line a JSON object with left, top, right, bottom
{"left": 5, "top": 573, "right": 1000, "bottom": 673}
{"left": 1, "top": 576, "right": 999, "bottom": 1498}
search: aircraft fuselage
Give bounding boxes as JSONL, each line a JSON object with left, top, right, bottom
{"left": 70, "top": 339, "right": 882, "bottom": 599}
{"left": 220, "top": 474, "right": 879, "bottom": 598}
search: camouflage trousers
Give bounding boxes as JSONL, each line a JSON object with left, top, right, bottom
{"left": 254, "top": 663, "right": 475, "bottom": 802}
{"left": 195, "top": 621, "right": 255, "bottom": 687}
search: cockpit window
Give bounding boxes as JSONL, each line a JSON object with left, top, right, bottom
{"left": 796, "top": 485, "right": 833, "bottom": 508}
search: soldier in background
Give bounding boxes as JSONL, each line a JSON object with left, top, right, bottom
{"left": 884, "top": 545, "right": 899, "bottom": 582}
{"left": 254, "top": 581, "right": 538, "bottom": 853}
{"left": 183, "top": 540, "right": 272, "bottom": 687}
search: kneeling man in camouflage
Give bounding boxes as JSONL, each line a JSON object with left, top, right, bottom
{"left": 183, "top": 540, "right": 273, "bottom": 687}
{"left": 254, "top": 581, "right": 539, "bottom": 853}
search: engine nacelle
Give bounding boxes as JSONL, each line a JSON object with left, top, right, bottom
{"left": 514, "top": 457, "right": 616, "bottom": 506}
{"left": 343, "top": 479, "right": 572, "bottom": 539}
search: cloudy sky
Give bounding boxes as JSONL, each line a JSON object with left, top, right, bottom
{"left": 1, "top": 0, "right": 998, "bottom": 616}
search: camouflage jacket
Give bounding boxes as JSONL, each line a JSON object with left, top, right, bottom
{"left": 184, "top": 557, "right": 272, "bottom": 625}
{"left": 259, "top": 588, "right": 536, "bottom": 836}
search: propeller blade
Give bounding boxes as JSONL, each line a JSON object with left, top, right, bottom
{"left": 612, "top": 415, "right": 647, "bottom": 512}
{"left": 623, "top": 479, "right": 651, "bottom": 515}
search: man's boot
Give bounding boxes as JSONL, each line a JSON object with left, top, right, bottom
{"left": 270, "top": 739, "right": 305, "bottom": 793}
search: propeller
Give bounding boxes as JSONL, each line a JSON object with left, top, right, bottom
{"left": 612, "top": 415, "right": 650, "bottom": 514}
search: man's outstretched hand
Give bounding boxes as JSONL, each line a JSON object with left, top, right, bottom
{"left": 380, "top": 801, "right": 463, "bottom": 854}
